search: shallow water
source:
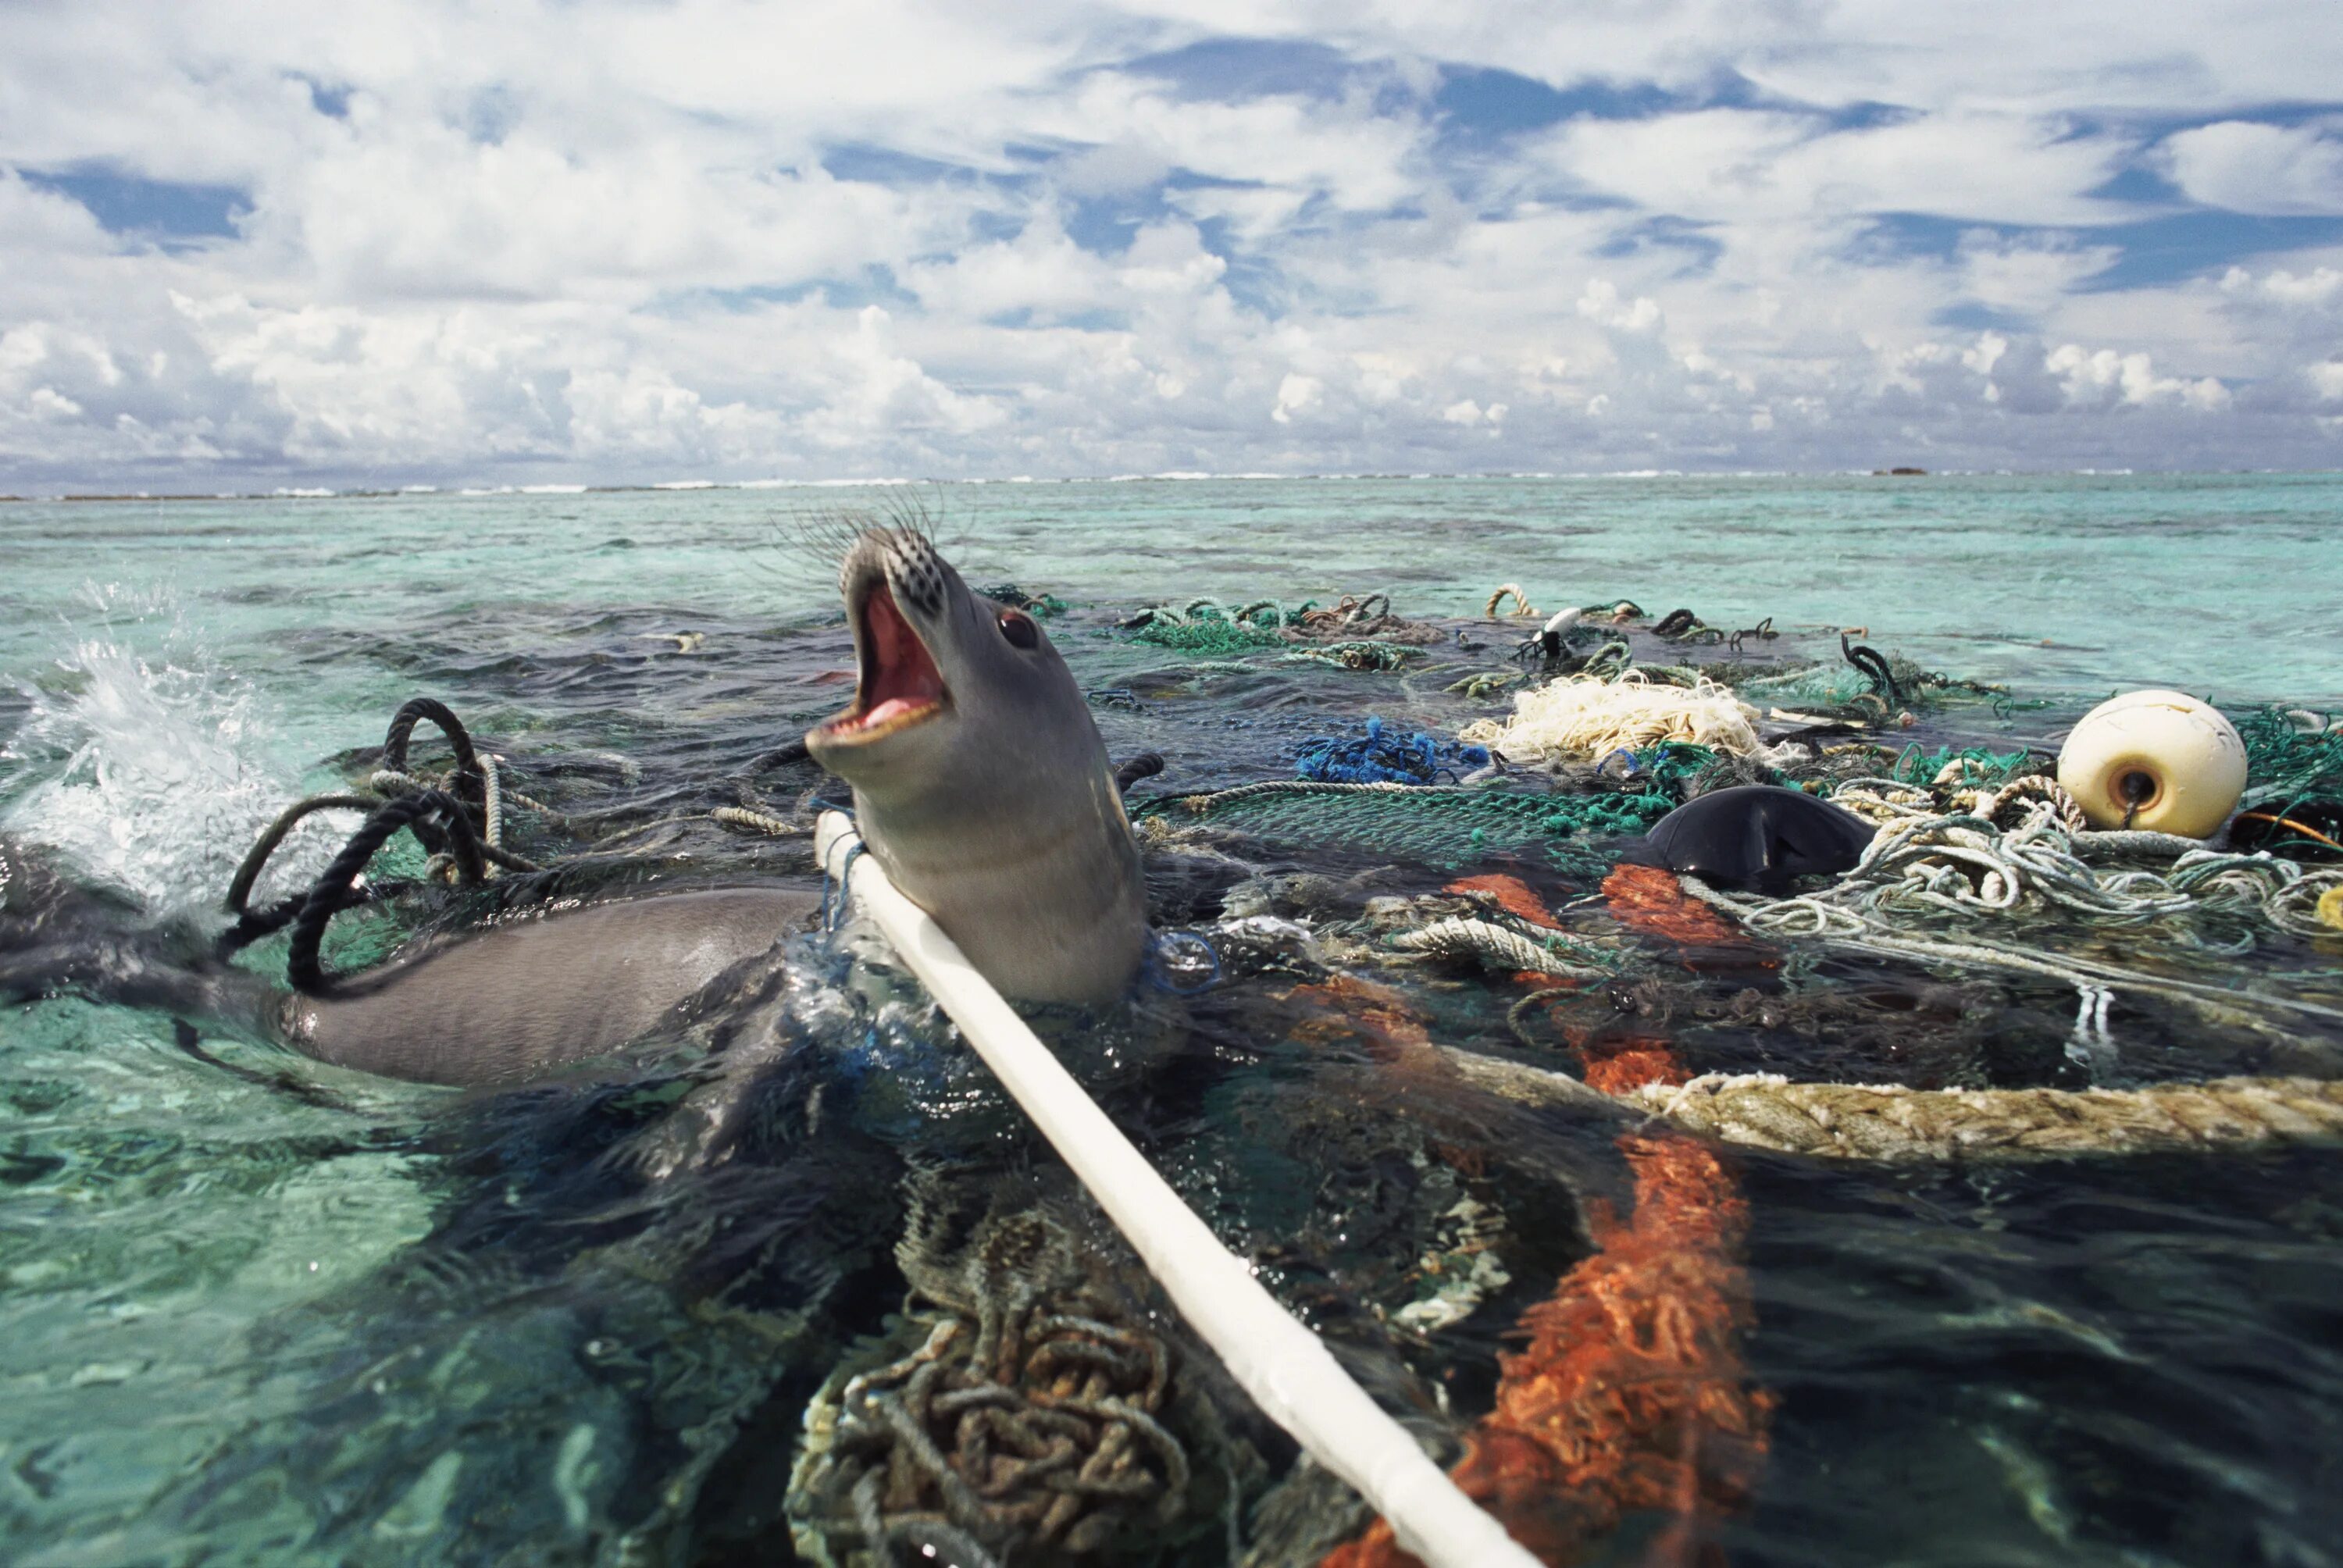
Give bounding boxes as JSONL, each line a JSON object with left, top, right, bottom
{"left": 2, "top": 475, "right": 2340, "bottom": 1566}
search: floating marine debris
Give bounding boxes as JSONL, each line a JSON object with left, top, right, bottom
{"left": 787, "top": 1179, "right": 1232, "bottom": 1566}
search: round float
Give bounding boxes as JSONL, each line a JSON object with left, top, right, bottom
{"left": 2056, "top": 690, "right": 2246, "bottom": 838}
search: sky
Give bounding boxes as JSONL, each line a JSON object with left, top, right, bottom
{"left": 2, "top": 1, "right": 2341, "bottom": 490}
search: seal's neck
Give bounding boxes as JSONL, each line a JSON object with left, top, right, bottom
{"left": 854, "top": 761, "right": 1149, "bottom": 1007}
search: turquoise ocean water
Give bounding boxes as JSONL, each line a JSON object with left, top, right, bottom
{"left": 2, "top": 473, "right": 2340, "bottom": 1565}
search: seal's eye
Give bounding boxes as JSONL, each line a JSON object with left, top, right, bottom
{"left": 997, "top": 611, "right": 1039, "bottom": 650}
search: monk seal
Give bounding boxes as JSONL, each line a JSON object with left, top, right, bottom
{"left": 2, "top": 527, "right": 1150, "bottom": 1084}
{"left": 1623, "top": 784, "right": 1875, "bottom": 895}
{"left": 805, "top": 526, "right": 1149, "bottom": 1007}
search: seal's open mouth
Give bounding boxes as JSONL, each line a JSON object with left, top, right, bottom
{"left": 822, "top": 578, "right": 947, "bottom": 742}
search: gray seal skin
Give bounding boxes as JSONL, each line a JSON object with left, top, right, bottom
{"left": 0, "top": 837, "right": 804, "bottom": 1085}
{"left": 278, "top": 888, "right": 821, "bottom": 1085}
{"left": 1624, "top": 784, "right": 1877, "bottom": 895}
{"left": 804, "top": 527, "right": 1149, "bottom": 1007}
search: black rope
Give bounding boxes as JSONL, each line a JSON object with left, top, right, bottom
{"left": 1651, "top": 607, "right": 1700, "bottom": 639}
{"left": 1839, "top": 632, "right": 1903, "bottom": 708}
{"left": 1112, "top": 753, "right": 1166, "bottom": 794}
{"left": 224, "top": 793, "right": 382, "bottom": 916}
{"left": 216, "top": 882, "right": 390, "bottom": 960}
{"left": 382, "top": 697, "right": 481, "bottom": 778}
{"left": 288, "top": 790, "right": 486, "bottom": 993}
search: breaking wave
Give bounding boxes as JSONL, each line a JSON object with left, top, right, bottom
{"left": 2, "top": 585, "right": 329, "bottom": 914}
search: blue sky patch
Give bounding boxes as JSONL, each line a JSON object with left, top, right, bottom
{"left": 1122, "top": 38, "right": 1358, "bottom": 102}
{"left": 1933, "top": 301, "right": 2038, "bottom": 331}
{"left": 1595, "top": 216, "right": 1726, "bottom": 276}
{"left": 2076, "top": 210, "right": 2343, "bottom": 291}
{"left": 22, "top": 168, "right": 248, "bottom": 243}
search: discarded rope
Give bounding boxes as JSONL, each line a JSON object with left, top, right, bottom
{"left": 1460, "top": 671, "right": 1776, "bottom": 764}
{"left": 1728, "top": 807, "right": 2343, "bottom": 938}
{"left": 1296, "top": 718, "right": 1490, "bottom": 786}
{"left": 1385, "top": 917, "right": 1610, "bottom": 978}
{"left": 1838, "top": 633, "right": 1902, "bottom": 707}
{"left": 1437, "top": 1050, "right": 2343, "bottom": 1161}
{"left": 815, "top": 814, "right": 1539, "bottom": 1568}
{"left": 285, "top": 791, "right": 483, "bottom": 993}
{"left": 1283, "top": 642, "right": 1423, "bottom": 672}
{"left": 1485, "top": 584, "right": 1538, "bottom": 618}
{"left": 1675, "top": 875, "right": 2343, "bottom": 1027}
{"left": 788, "top": 1194, "right": 1193, "bottom": 1564}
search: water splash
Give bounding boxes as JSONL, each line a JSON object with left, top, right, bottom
{"left": 2, "top": 585, "right": 328, "bottom": 914}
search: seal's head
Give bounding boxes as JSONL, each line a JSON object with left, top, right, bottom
{"left": 805, "top": 527, "right": 1148, "bottom": 1005}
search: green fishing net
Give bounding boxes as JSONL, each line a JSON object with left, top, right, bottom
{"left": 2237, "top": 705, "right": 2343, "bottom": 815}
{"left": 1134, "top": 783, "right": 1675, "bottom": 873}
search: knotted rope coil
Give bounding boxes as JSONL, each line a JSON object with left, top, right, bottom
{"left": 789, "top": 1198, "right": 1193, "bottom": 1566}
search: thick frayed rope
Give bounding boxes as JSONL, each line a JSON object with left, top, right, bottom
{"left": 1624, "top": 1072, "right": 2343, "bottom": 1161}
{"left": 1385, "top": 916, "right": 1611, "bottom": 978}
{"left": 1437, "top": 1051, "right": 2343, "bottom": 1162}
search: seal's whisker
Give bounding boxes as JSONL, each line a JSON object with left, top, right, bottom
{"left": 770, "top": 506, "right": 884, "bottom": 578}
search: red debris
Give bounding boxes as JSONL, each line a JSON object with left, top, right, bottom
{"left": 1320, "top": 869, "right": 1772, "bottom": 1568}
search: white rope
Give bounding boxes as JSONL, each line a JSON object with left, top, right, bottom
{"left": 815, "top": 813, "right": 1536, "bottom": 1568}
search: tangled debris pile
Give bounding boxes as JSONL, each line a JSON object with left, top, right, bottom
{"left": 787, "top": 1185, "right": 1231, "bottom": 1567}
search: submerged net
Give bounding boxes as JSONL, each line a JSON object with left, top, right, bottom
{"left": 1134, "top": 781, "right": 1674, "bottom": 874}
{"left": 68, "top": 575, "right": 2343, "bottom": 1568}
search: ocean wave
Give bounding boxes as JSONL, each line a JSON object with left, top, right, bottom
{"left": 1, "top": 586, "right": 334, "bottom": 914}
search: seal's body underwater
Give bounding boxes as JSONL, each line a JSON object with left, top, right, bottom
{"left": 3, "top": 528, "right": 1150, "bottom": 1085}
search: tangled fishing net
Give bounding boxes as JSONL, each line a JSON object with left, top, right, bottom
{"left": 1461, "top": 672, "right": 1775, "bottom": 766}
{"left": 1293, "top": 718, "right": 1489, "bottom": 785}
{"left": 1724, "top": 807, "right": 2343, "bottom": 940}
{"left": 1134, "top": 782, "right": 1674, "bottom": 875}
{"left": 787, "top": 1185, "right": 1224, "bottom": 1567}
{"left": 2237, "top": 706, "right": 2343, "bottom": 816}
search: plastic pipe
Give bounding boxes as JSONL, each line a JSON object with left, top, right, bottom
{"left": 815, "top": 812, "right": 1539, "bottom": 1568}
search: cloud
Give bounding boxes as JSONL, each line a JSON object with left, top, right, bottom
{"left": 2, "top": 1, "right": 2341, "bottom": 486}
{"left": 2162, "top": 120, "right": 2343, "bottom": 216}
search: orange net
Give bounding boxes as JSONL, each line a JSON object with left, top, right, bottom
{"left": 1320, "top": 869, "right": 1771, "bottom": 1568}
{"left": 1599, "top": 862, "right": 1764, "bottom": 963}
{"left": 1447, "top": 872, "right": 1566, "bottom": 929}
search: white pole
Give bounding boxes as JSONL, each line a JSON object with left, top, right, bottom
{"left": 816, "top": 813, "right": 1539, "bottom": 1568}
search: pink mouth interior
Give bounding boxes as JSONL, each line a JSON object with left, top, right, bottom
{"left": 829, "top": 581, "right": 945, "bottom": 732}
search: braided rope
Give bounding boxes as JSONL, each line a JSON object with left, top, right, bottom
{"left": 1625, "top": 1072, "right": 2343, "bottom": 1161}
{"left": 1387, "top": 916, "right": 1611, "bottom": 978}
{"left": 1733, "top": 807, "right": 2341, "bottom": 937}
{"left": 1436, "top": 1048, "right": 2343, "bottom": 1162}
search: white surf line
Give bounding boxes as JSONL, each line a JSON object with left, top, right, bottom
{"left": 816, "top": 812, "right": 1539, "bottom": 1568}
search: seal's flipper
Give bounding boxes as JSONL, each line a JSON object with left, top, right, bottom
{"left": 1635, "top": 786, "right": 1877, "bottom": 893}
{"left": 0, "top": 837, "right": 275, "bottom": 1028}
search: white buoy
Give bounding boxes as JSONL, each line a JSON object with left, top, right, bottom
{"left": 2057, "top": 690, "right": 2247, "bottom": 838}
